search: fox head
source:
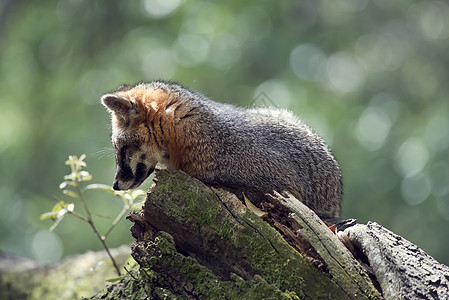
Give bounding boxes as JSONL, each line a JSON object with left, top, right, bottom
{"left": 101, "top": 86, "right": 167, "bottom": 190}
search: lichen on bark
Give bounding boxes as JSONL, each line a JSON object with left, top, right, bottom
{"left": 121, "top": 170, "right": 381, "bottom": 299}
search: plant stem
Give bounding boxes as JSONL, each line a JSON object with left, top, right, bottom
{"left": 104, "top": 205, "right": 129, "bottom": 240}
{"left": 75, "top": 183, "right": 122, "bottom": 276}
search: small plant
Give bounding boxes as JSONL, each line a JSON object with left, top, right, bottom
{"left": 40, "top": 154, "right": 145, "bottom": 276}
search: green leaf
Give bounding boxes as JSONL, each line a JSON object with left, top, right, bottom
{"left": 82, "top": 183, "right": 115, "bottom": 193}
{"left": 49, "top": 214, "right": 66, "bottom": 231}
{"left": 60, "top": 180, "right": 77, "bottom": 189}
{"left": 114, "top": 189, "right": 146, "bottom": 206}
{"left": 40, "top": 211, "right": 59, "bottom": 221}
{"left": 49, "top": 201, "right": 67, "bottom": 218}
{"left": 41, "top": 201, "right": 75, "bottom": 231}
{"left": 63, "top": 189, "right": 79, "bottom": 199}
{"left": 122, "top": 193, "right": 133, "bottom": 204}
{"left": 131, "top": 189, "right": 146, "bottom": 200}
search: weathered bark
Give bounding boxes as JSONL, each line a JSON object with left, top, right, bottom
{"left": 124, "top": 170, "right": 381, "bottom": 299}
{"left": 345, "top": 222, "right": 449, "bottom": 299}
{"left": 266, "top": 192, "right": 380, "bottom": 298}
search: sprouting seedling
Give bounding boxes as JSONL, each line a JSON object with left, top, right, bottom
{"left": 40, "top": 154, "right": 145, "bottom": 276}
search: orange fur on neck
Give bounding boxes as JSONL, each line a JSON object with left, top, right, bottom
{"left": 125, "top": 86, "right": 187, "bottom": 171}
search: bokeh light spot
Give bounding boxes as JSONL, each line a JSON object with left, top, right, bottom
{"left": 326, "top": 52, "right": 366, "bottom": 94}
{"left": 142, "top": 0, "right": 182, "bottom": 19}
{"left": 173, "top": 34, "right": 210, "bottom": 67}
{"left": 142, "top": 48, "right": 177, "bottom": 79}
{"left": 356, "top": 32, "right": 405, "bottom": 72}
{"left": 425, "top": 115, "right": 449, "bottom": 152}
{"left": 208, "top": 34, "right": 241, "bottom": 71}
{"left": 254, "top": 80, "right": 291, "bottom": 108}
{"left": 400, "top": 173, "right": 431, "bottom": 206}
{"left": 32, "top": 230, "right": 63, "bottom": 263}
{"left": 408, "top": 2, "right": 449, "bottom": 40}
{"left": 355, "top": 107, "right": 391, "bottom": 151}
{"left": 430, "top": 161, "right": 449, "bottom": 198}
{"left": 289, "top": 44, "right": 326, "bottom": 82}
{"left": 395, "top": 138, "right": 429, "bottom": 177}
{"left": 182, "top": 3, "right": 232, "bottom": 36}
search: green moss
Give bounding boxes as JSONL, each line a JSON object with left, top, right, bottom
{"left": 150, "top": 172, "right": 238, "bottom": 243}
{"left": 90, "top": 275, "right": 147, "bottom": 300}
{"left": 132, "top": 231, "right": 299, "bottom": 299}
{"left": 137, "top": 171, "right": 376, "bottom": 299}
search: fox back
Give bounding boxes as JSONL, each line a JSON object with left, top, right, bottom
{"left": 102, "top": 81, "right": 342, "bottom": 219}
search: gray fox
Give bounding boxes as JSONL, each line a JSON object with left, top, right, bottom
{"left": 101, "top": 81, "right": 342, "bottom": 219}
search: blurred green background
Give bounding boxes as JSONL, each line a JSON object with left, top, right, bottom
{"left": 0, "top": 0, "right": 448, "bottom": 266}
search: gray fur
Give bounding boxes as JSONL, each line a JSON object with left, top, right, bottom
{"left": 103, "top": 81, "right": 343, "bottom": 219}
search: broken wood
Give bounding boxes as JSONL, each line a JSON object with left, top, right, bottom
{"left": 91, "top": 170, "right": 449, "bottom": 299}
{"left": 126, "top": 170, "right": 381, "bottom": 299}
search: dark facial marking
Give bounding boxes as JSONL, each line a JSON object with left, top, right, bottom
{"left": 117, "top": 145, "right": 133, "bottom": 181}
{"left": 134, "top": 162, "right": 149, "bottom": 185}
{"left": 140, "top": 154, "right": 146, "bottom": 160}
{"left": 119, "top": 145, "right": 127, "bottom": 161}
{"left": 147, "top": 165, "right": 155, "bottom": 177}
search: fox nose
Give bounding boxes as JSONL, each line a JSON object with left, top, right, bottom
{"left": 113, "top": 180, "right": 120, "bottom": 190}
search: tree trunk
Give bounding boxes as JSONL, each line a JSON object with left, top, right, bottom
{"left": 122, "top": 170, "right": 382, "bottom": 299}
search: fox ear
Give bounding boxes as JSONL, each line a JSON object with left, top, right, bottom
{"left": 101, "top": 94, "right": 132, "bottom": 116}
